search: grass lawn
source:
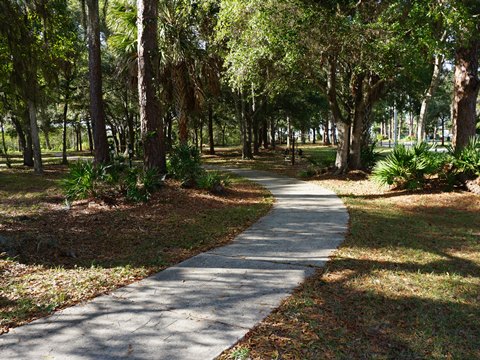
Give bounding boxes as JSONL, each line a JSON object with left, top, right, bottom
{"left": 0, "top": 164, "right": 273, "bottom": 334}
{"left": 213, "top": 145, "right": 480, "bottom": 360}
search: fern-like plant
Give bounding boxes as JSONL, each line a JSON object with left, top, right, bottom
{"left": 448, "top": 137, "right": 480, "bottom": 177}
{"left": 372, "top": 143, "right": 440, "bottom": 189}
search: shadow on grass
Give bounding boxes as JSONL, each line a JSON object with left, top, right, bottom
{"left": 225, "top": 190, "right": 480, "bottom": 359}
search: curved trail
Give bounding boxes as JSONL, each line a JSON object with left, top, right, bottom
{"left": 0, "top": 169, "right": 348, "bottom": 360}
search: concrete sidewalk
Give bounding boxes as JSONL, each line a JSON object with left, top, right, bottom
{"left": 0, "top": 169, "right": 348, "bottom": 360}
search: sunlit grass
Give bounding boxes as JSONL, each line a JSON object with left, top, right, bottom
{"left": 217, "top": 148, "right": 480, "bottom": 360}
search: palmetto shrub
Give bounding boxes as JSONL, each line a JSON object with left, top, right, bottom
{"left": 168, "top": 144, "right": 203, "bottom": 185}
{"left": 62, "top": 161, "right": 163, "bottom": 203}
{"left": 62, "top": 161, "right": 106, "bottom": 201}
{"left": 197, "top": 171, "right": 231, "bottom": 194}
{"left": 448, "top": 137, "right": 480, "bottom": 178}
{"left": 373, "top": 142, "right": 442, "bottom": 189}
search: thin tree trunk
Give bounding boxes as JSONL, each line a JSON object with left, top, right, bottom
{"left": 86, "top": 117, "right": 93, "bottom": 153}
{"left": 11, "top": 116, "right": 27, "bottom": 157}
{"left": 79, "top": 125, "right": 83, "bottom": 151}
{"left": 418, "top": 53, "right": 443, "bottom": 142}
{"left": 262, "top": 118, "right": 269, "bottom": 149}
{"left": 125, "top": 90, "right": 135, "bottom": 157}
{"left": 323, "top": 120, "right": 331, "bottom": 145}
{"left": 452, "top": 40, "right": 479, "bottom": 150}
{"left": 1, "top": 117, "right": 11, "bottom": 168}
{"left": 441, "top": 116, "right": 445, "bottom": 146}
{"left": 208, "top": 104, "right": 215, "bottom": 155}
{"left": 199, "top": 119, "right": 203, "bottom": 152}
{"left": 62, "top": 95, "right": 69, "bottom": 164}
{"left": 270, "top": 118, "right": 276, "bottom": 149}
{"left": 27, "top": 100, "right": 43, "bottom": 174}
{"left": 137, "top": 0, "right": 166, "bottom": 171}
{"left": 287, "top": 116, "right": 291, "bottom": 148}
{"left": 166, "top": 112, "right": 172, "bottom": 151}
{"left": 87, "top": 0, "right": 109, "bottom": 164}
{"left": 253, "top": 116, "right": 260, "bottom": 155}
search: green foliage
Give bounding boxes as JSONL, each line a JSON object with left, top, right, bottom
{"left": 124, "top": 167, "right": 163, "bottom": 202}
{"left": 168, "top": 144, "right": 203, "bottom": 184}
{"left": 298, "top": 166, "right": 317, "bottom": 179}
{"left": 62, "top": 161, "right": 163, "bottom": 203}
{"left": 361, "top": 142, "right": 382, "bottom": 170}
{"left": 447, "top": 137, "right": 480, "bottom": 178}
{"left": 61, "top": 161, "right": 104, "bottom": 201}
{"left": 197, "top": 171, "right": 231, "bottom": 193}
{"left": 231, "top": 347, "right": 250, "bottom": 360}
{"left": 373, "top": 142, "right": 441, "bottom": 189}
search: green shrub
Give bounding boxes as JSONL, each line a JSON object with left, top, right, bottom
{"left": 124, "top": 167, "right": 162, "bottom": 202}
{"left": 298, "top": 166, "right": 317, "bottom": 179}
{"left": 361, "top": 141, "right": 382, "bottom": 170}
{"left": 197, "top": 171, "right": 231, "bottom": 193}
{"left": 62, "top": 161, "right": 105, "bottom": 201}
{"left": 168, "top": 144, "right": 203, "bottom": 184}
{"left": 372, "top": 142, "right": 442, "bottom": 189}
{"left": 63, "top": 161, "right": 163, "bottom": 203}
{"left": 448, "top": 137, "right": 480, "bottom": 178}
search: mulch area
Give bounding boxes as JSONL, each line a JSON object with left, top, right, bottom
{"left": 0, "top": 165, "right": 272, "bottom": 333}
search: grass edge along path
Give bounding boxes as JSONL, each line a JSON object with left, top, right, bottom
{"left": 213, "top": 147, "right": 480, "bottom": 360}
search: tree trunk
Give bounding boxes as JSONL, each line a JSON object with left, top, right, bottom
{"left": 452, "top": 40, "right": 479, "bottom": 150}
{"left": 25, "top": 122, "right": 34, "bottom": 167}
{"left": 335, "top": 122, "right": 349, "bottom": 173}
{"left": 78, "top": 125, "right": 83, "bottom": 151}
{"left": 262, "top": 118, "right": 269, "bottom": 149}
{"left": 27, "top": 100, "right": 43, "bottom": 174}
{"left": 253, "top": 115, "right": 260, "bottom": 155}
{"left": 286, "top": 116, "right": 291, "bottom": 148}
{"left": 62, "top": 95, "right": 69, "bottom": 164}
{"left": 238, "top": 92, "right": 253, "bottom": 159}
{"left": 323, "top": 120, "right": 331, "bottom": 145}
{"left": 86, "top": 117, "right": 93, "bottom": 153}
{"left": 44, "top": 129, "right": 51, "bottom": 150}
{"left": 208, "top": 103, "right": 215, "bottom": 155}
{"left": 173, "top": 63, "right": 189, "bottom": 144}
{"left": 11, "top": 116, "right": 29, "bottom": 164}
{"left": 137, "top": 0, "right": 166, "bottom": 172}
{"left": 270, "top": 118, "right": 276, "bottom": 149}
{"left": 417, "top": 53, "right": 443, "bottom": 143}
{"left": 87, "top": 0, "right": 109, "bottom": 164}
{"left": 312, "top": 127, "right": 316, "bottom": 144}
{"left": 1, "top": 117, "right": 11, "bottom": 168}
{"left": 166, "top": 111, "right": 173, "bottom": 151}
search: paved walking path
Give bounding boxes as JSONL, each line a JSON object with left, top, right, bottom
{"left": 0, "top": 169, "right": 348, "bottom": 360}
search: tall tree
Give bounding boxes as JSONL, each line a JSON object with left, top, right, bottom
{"left": 451, "top": 2, "right": 479, "bottom": 150}
{"left": 137, "top": 0, "right": 166, "bottom": 171}
{"left": 86, "top": 0, "right": 109, "bottom": 164}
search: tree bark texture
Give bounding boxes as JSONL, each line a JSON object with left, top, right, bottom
{"left": 335, "top": 122, "right": 349, "bottom": 174}
{"left": 87, "top": 0, "right": 109, "bottom": 164}
{"left": 452, "top": 40, "right": 479, "bottom": 150}
{"left": 173, "top": 62, "right": 190, "bottom": 144}
{"left": 137, "top": 0, "right": 166, "bottom": 172}
{"left": 326, "top": 56, "right": 349, "bottom": 171}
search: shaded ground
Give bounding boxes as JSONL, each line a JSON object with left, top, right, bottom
{"left": 214, "top": 146, "right": 480, "bottom": 360}
{"left": 0, "top": 165, "right": 273, "bottom": 334}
